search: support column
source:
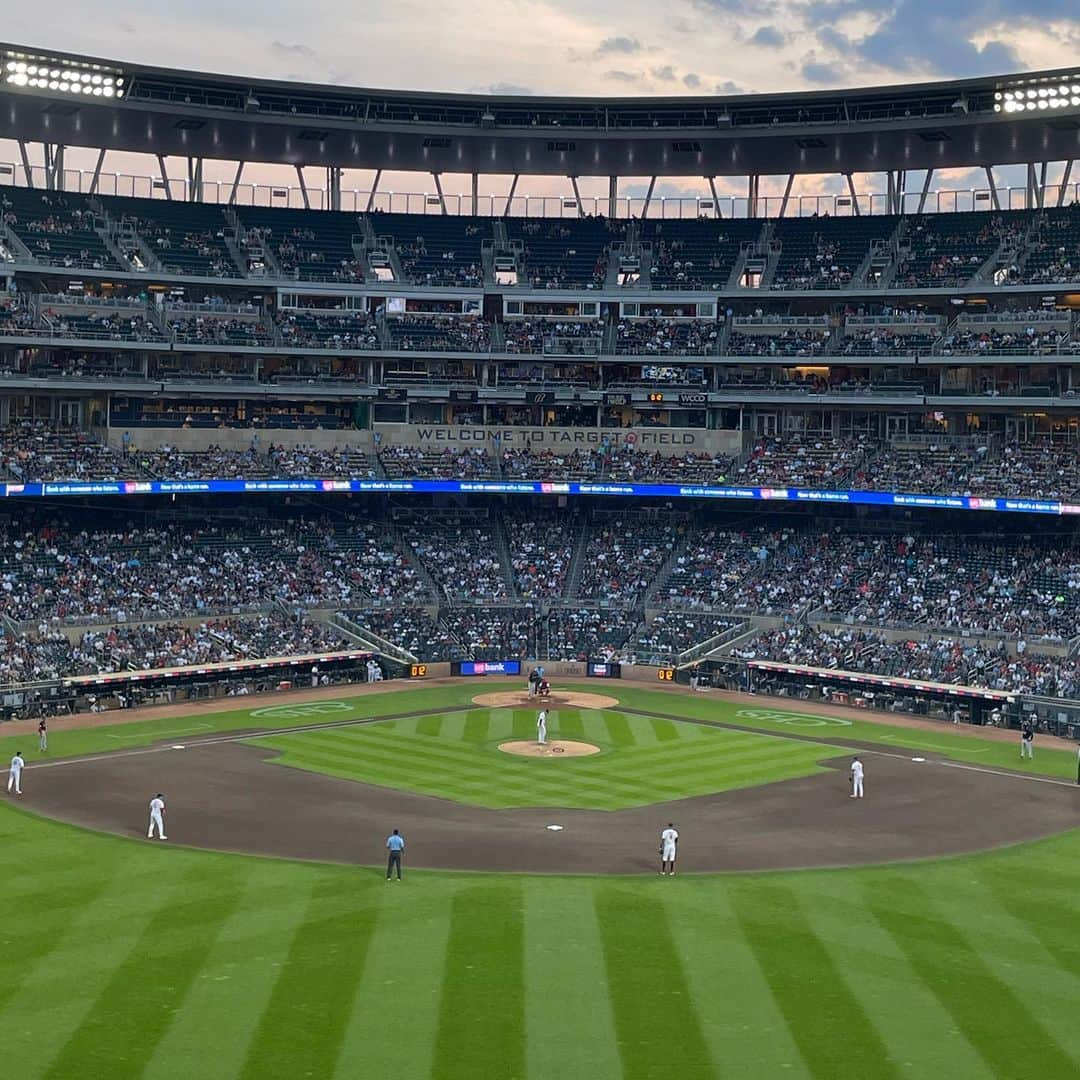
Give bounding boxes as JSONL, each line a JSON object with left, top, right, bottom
{"left": 570, "top": 176, "right": 584, "bottom": 217}
{"left": 641, "top": 175, "right": 657, "bottom": 219}
{"left": 432, "top": 172, "right": 447, "bottom": 215}
{"left": 1026, "top": 163, "right": 1038, "bottom": 210}
{"left": 327, "top": 166, "right": 342, "bottom": 212}
{"left": 227, "top": 161, "right": 246, "bottom": 206}
{"left": 187, "top": 157, "right": 204, "bottom": 203}
{"left": 707, "top": 176, "right": 721, "bottom": 217}
{"left": 471, "top": 172, "right": 479, "bottom": 217}
{"left": 17, "top": 141, "right": 34, "bottom": 189}
{"left": 295, "top": 166, "right": 310, "bottom": 210}
{"left": 1058, "top": 160, "right": 1074, "bottom": 207}
{"left": 984, "top": 166, "right": 1000, "bottom": 210}
{"left": 365, "top": 169, "right": 382, "bottom": 213}
{"left": 747, "top": 174, "right": 760, "bottom": 217}
{"left": 845, "top": 173, "right": 861, "bottom": 216}
{"left": 503, "top": 174, "right": 519, "bottom": 217}
{"left": 607, "top": 175, "right": 618, "bottom": 218}
{"left": 1038, "top": 161, "right": 1048, "bottom": 209}
{"left": 778, "top": 173, "right": 794, "bottom": 218}
{"left": 156, "top": 154, "right": 173, "bottom": 200}
{"left": 885, "top": 169, "right": 906, "bottom": 214}
{"left": 916, "top": 168, "right": 935, "bottom": 214}
{"left": 88, "top": 147, "right": 107, "bottom": 197}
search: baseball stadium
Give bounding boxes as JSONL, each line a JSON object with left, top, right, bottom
{"left": 1, "top": 21, "right": 1080, "bottom": 1080}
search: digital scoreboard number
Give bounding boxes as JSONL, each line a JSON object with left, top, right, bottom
{"left": 657, "top": 668, "right": 675, "bottom": 682}
{"left": 409, "top": 664, "right": 428, "bottom": 678}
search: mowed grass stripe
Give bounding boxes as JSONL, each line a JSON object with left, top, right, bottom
{"left": 729, "top": 881, "right": 901, "bottom": 1080}
{"left": 332, "top": 878, "right": 453, "bottom": 1080}
{"left": 523, "top": 880, "right": 622, "bottom": 1080}
{"left": 668, "top": 886, "right": 811, "bottom": 1077}
{"left": 42, "top": 862, "right": 248, "bottom": 1080}
{"left": 867, "top": 876, "right": 1079, "bottom": 1077}
{"left": 596, "top": 884, "right": 715, "bottom": 1080}
{"left": 791, "top": 875, "right": 996, "bottom": 1079}
{"left": 602, "top": 711, "right": 638, "bottom": 746}
{"left": 141, "top": 863, "right": 318, "bottom": 1080}
{"left": 432, "top": 883, "right": 525, "bottom": 1080}
{"left": 238, "top": 872, "right": 382, "bottom": 1080}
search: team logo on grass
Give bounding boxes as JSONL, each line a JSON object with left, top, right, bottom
{"left": 736, "top": 708, "right": 852, "bottom": 728}
{"left": 251, "top": 701, "right": 354, "bottom": 720}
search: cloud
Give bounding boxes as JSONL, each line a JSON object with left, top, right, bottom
{"left": 715, "top": 80, "right": 745, "bottom": 94}
{"left": 749, "top": 25, "right": 786, "bottom": 48}
{"left": 604, "top": 70, "right": 643, "bottom": 83}
{"left": 683, "top": 72, "right": 703, "bottom": 89}
{"left": 596, "top": 36, "right": 644, "bottom": 56}
{"left": 800, "top": 0, "right": 1080, "bottom": 78}
{"left": 802, "top": 58, "right": 843, "bottom": 84}
{"left": 270, "top": 41, "right": 319, "bottom": 61}
{"left": 485, "top": 82, "right": 534, "bottom": 95}
{"left": 651, "top": 65, "right": 677, "bottom": 82}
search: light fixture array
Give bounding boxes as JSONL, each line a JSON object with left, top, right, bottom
{"left": 996, "top": 81, "right": 1080, "bottom": 113}
{"left": 3, "top": 59, "right": 123, "bottom": 98}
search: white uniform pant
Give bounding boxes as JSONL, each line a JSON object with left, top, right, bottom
{"left": 1021, "top": 739, "right": 1033, "bottom": 759}
{"left": 148, "top": 811, "right": 165, "bottom": 838}
{"left": 7, "top": 770, "right": 21, "bottom": 794}
{"left": 852, "top": 777, "right": 864, "bottom": 798}
{"left": 662, "top": 844, "right": 677, "bottom": 865}
{"left": 537, "top": 720, "right": 547, "bottom": 745}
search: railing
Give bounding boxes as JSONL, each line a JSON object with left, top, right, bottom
{"left": 845, "top": 314, "right": 943, "bottom": 327}
{"left": 7, "top": 163, "right": 1080, "bottom": 220}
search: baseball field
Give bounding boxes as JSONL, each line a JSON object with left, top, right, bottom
{"left": 2, "top": 679, "right": 1079, "bottom": 1079}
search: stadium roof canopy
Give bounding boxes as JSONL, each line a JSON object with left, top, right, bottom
{"left": 1, "top": 41, "right": 1080, "bottom": 180}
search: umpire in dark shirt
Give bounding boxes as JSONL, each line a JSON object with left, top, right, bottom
{"left": 386, "top": 829, "right": 405, "bottom": 880}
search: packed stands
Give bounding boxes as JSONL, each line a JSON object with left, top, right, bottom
{"left": 275, "top": 310, "right": 382, "bottom": 350}
{"left": 615, "top": 318, "right": 720, "bottom": 356}
{"left": 344, "top": 607, "right": 461, "bottom": 662}
{"left": 386, "top": 315, "right": 491, "bottom": 352}
{"left": 625, "top": 612, "right": 744, "bottom": 664}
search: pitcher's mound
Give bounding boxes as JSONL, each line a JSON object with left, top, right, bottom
{"left": 498, "top": 739, "right": 602, "bottom": 758}
{"left": 473, "top": 691, "right": 619, "bottom": 710}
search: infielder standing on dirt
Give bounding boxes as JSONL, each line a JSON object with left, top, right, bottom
{"left": 660, "top": 823, "right": 679, "bottom": 875}
{"left": 537, "top": 709, "right": 548, "bottom": 746}
{"left": 1021, "top": 719, "right": 1034, "bottom": 760}
{"left": 850, "top": 757, "right": 864, "bottom": 799}
{"left": 147, "top": 793, "right": 167, "bottom": 839}
{"left": 7, "top": 751, "right": 24, "bottom": 795}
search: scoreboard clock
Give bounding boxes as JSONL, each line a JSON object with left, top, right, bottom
{"left": 657, "top": 667, "right": 675, "bottom": 682}
{"left": 409, "top": 664, "right": 428, "bottom": 678}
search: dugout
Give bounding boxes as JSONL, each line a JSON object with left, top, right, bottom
{"left": 737, "top": 660, "right": 1019, "bottom": 729}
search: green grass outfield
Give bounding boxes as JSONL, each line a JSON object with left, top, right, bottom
{"left": 2, "top": 682, "right": 1079, "bottom": 1078}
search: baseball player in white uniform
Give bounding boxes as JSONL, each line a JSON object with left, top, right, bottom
{"left": 537, "top": 709, "right": 548, "bottom": 746}
{"left": 7, "top": 751, "right": 24, "bottom": 795}
{"left": 660, "top": 823, "right": 679, "bottom": 875}
{"left": 850, "top": 757, "right": 864, "bottom": 799}
{"left": 147, "top": 793, "right": 167, "bottom": 839}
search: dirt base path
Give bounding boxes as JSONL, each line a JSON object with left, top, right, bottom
{"left": 14, "top": 733, "right": 1080, "bottom": 874}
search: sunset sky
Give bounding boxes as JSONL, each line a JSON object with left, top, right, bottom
{"left": 3, "top": 1, "right": 1078, "bottom": 205}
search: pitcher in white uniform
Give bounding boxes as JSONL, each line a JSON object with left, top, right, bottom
{"left": 147, "top": 793, "right": 167, "bottom": 839}
{"left": 850, "top": 757, "right": 864, "bottom": 799}
{"left": 660, "top": 823, "right": 679, "bottom": 875}
{"left": 536, "top": 709, "right": 548, "bottom": 746}
{"left": 7, "top": 751, "right": 24, "bottom": 795}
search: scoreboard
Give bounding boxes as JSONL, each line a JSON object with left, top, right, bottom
{"left": 657, "top": 667, "right": 675, "bottom": 682}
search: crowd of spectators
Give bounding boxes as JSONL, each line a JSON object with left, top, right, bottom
{"left": 502, "top": 320, "right": 602, "bottom": 354}
{"left": 734, "top": 624, "right": 1080, "bottom": 698}
{"left": 937, "top": 325, "right": 1063, "bottom": 355}
{"left": 737, "top": 435, "right": 868, "bottom": 489}
{"left": 506, "top": 512, "right": 577, "bottom": 598}
{"left": 344, "top": 607, "right": 460, "bottom": 662}
{"left": 615, "top": 319, "right": 720, "bottom": 356}
{"left": 170, "top": 317, "right": 270, "bottom": 347}
{"left": 276, "top": 312, "right": 382, "bottom": 350}
{"left": 0, "top": 421, "right": 137, "bottom": 482}
{"left": 726, "top": 329, "right": 830, "bottom": 357}
{"left": 442, "top": 607, "right": 537, "bottom": 659}
{"left": 576, "top": 519, "right": 680, "bottom": 602}
{"left": 378, "top": 444, "right": 496, "bottom": 479}
{"left": 545, "top": 607, "right": 638, "bottom": 662}
{"left": 0, "top": 613, "right": 347, "bottom": 684}
{"left": 388, "top": 316, "right": 491, "bottom": 352}
{"left": 406, "top": 520, "right": 510, "bottom": 600}
{"left": 625, "top": 612, "right": 743, "bottom": 665}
